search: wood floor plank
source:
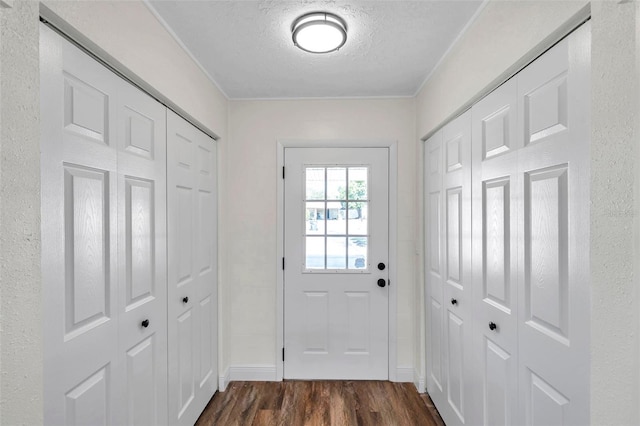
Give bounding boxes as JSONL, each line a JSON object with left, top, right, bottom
{"left": 421, "top": 393, "right": 446, "bottom": 426}
{"left": 329, "top": 381, "right": 358, "bottom": 425}
{"left": 195, "top": 381, "right": 444, "bottom": 426}
{"left": 252, "top": 409, "right": 278, "bottom": 426}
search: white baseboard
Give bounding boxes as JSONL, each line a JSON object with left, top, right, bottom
{"left": 222, "top": 364, "right": 422, "bottom": 390}
{"left": 395, "top": 366, "right": 414, "bottom": 383}
{"left": 413, "top": 368, "right": 426, "bottom": 393}
{"left": 228, "top": 364, "right": 278, "bottom": 382}
{"left": 218, "top": 367, "right": 230, "bottom": 391}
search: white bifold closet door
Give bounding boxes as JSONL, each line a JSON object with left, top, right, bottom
{"left": 471, "top": 23, "right": 590, "bottom": 425}
{"left": 425, "top": 22, "right": 590, "bottom": 426}
{"left": 41, "top": 24, "right": 168, "bottom": 426}
{"left": 167, "top": 110, "right": 218, "bottom": 426}
{"left": 514, "top": 23, "right": 590, "bottom": 425}
{"left": 471, "top": 77, "right": 520, "bottom": 426}
{"left": 424, "top": 111, "right": 473, "bottom": 426}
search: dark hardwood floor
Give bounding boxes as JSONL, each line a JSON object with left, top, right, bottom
{"left": 195, "top": 381, "right": 445, "bottom": 426}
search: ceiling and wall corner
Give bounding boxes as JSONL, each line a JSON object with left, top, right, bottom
{"left": 146, "top": 0, "right": 484, "bottom": 99}
{"left": 141, "top": 0, "right": 230, "bottom": 100}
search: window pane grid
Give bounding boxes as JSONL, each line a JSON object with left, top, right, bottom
{"left": 304, "top": 166, "right": 369, "bottom": 271}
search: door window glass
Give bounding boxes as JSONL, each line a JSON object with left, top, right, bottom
{"left": 304, "top": 166, "right": 369, "bottom": 271}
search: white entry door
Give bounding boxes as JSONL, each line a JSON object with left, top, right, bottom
{"left": 284, "top": 147, "right": 389, "bottom": 380}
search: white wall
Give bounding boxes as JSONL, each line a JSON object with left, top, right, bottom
{"left": 226, "top": 98, "right": 417, "bottom": 372}
{"left": 0, "top": 2, "right": 42, "bottom": 424}
{"left": 590, "top": 2, "right": 639, "bottom": 424}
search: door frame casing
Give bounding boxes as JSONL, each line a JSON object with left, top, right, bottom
{"left": 276, "top": 139, "right": 399, "bottom": 382}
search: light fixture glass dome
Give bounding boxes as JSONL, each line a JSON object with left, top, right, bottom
{"left": 292, "top": 12, "right": 347, "bottom": 54}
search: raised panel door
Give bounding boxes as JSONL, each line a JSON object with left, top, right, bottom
{"left": 42, "top": 24, "right": 169, "bottom": 426}
{"left": 194, "top": 136, "right": 217, "bottom": 396}
{"left": 41, "top": 24, "right": 119, "bottom": 425}
{"left": 425, "top": 131, "right": 445, "bottom": 403}
{"left": 516, "top": 24, "right": 590, "bottom": 425}
{"left": 168, "top": 110, "right": 218, "bottom": 426}
{"left": 115, "top": 82, "right": 167, "bottom": 426}
{"left": 283, "top": 148, "right": 389, "bottom": 380}
{"left": 440, "top": 111, "right": 472, "bottom": 426}
{"left": 471, "top": 77, "right": 520, "bottom": 426}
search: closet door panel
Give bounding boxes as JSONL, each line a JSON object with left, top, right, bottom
{"left": 472, "top": 77, "right": 519, "bottom": 426}
{"left": 429, "top": 297, "right": 443, "bottom": 391}
{"left": 446, "top": 310, "right": 465, "bottom": 418}
{"left": 125, "top": 336, "right": 157, "bottom": 425}
{"left": 168, "top": 111, "right": 218, "bottom": 426}
{"left": 424, "top": 131, "right": 445, "bottom": 401}
{"left": 441, "top": 110, "right": 472, "bottom": 426}
{"left": 482, "top": 337, "right": 513, "bottom": 426}
{"left": 195, "top": 136, "right": 217, "bottom": 391}
{"left": 517, "top": 24, "right": 590, "bottom": 426}
{"left": 43, "top": 24, "right": 169, "bottom": 426}
{"left": 41, "top": 25, "right": 120, "bottom": 425}
{"left": 116, "top": 83, "right": 168, "bottom": 426}
{"left": 168, "top": 115, "right": 199, "bottom": 425}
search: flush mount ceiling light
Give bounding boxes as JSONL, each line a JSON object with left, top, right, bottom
{"left": 292, "top": 12, "right": 347, "bottom": 54}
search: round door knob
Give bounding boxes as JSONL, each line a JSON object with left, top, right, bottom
{"left": 377, "top": 263, "right": 386, "bottom": 271}
{"left": 489, "top": 322, "right": 497, "bottom": 331}
{"left": 377, "top": 279, "right": 386, "bottom": 288}
{"left": 141, "top": 319, "right": 150, "bottom": 328}
{"left": 451, "top": 298, "right": 458, "bottom": 305}
{"left": 183, "top": 296, "right": 189, "bottom": 304}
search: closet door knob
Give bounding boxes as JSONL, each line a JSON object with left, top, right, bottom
{"left": 489, "top": 322, "right": 497, "bottom": 331}
{"left": 451, "top": 298, "right": 458, "bottom": 305}
{"left": 183, "top": 296, "right": 189, "bottom": 304}
{"left": 141, "top": 319, "right": 150, "bottom": 328}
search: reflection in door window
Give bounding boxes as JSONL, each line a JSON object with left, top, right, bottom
{"left": 304, "top": 167, "right": 369, "bottom": 271}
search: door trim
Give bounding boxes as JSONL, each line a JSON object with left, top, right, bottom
{"left": 276, "top": 139, "right": 398, "bottom": 382}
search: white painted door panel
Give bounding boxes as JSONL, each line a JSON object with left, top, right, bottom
{"left": 41, "top": 24, "right": 168, "bottom": 426}
{"left": 471, "top": 77, "right": 519, "bottom": 426}
{"left": 115, "top": 82, "right": 168, "bottom": 426}
{"left": 42, "top": 25, "right": 120, "bottom": 426}
{"left": 426, "top": 22, "right": 590, "bottom": 426}
{"left": 284, "top": 148, "right": 389, "bottom": 380}
{"left": 424, "top": 131, "right": 444, "bottom": 401}
{"left": 424, "top": 111, "right": 472, "bottom": 426}
{"left": 516, "top": 24, "right": 590, "bottom": 426}
{"left": 441, "top": 112, "right": 472, "bottom": 426}
{"left": 167, "top": 110, "right": 218, "bottom": 426}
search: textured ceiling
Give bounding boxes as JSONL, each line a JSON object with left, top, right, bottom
{"left": 148, "top": 1, "right": 483, "bottom": 99}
